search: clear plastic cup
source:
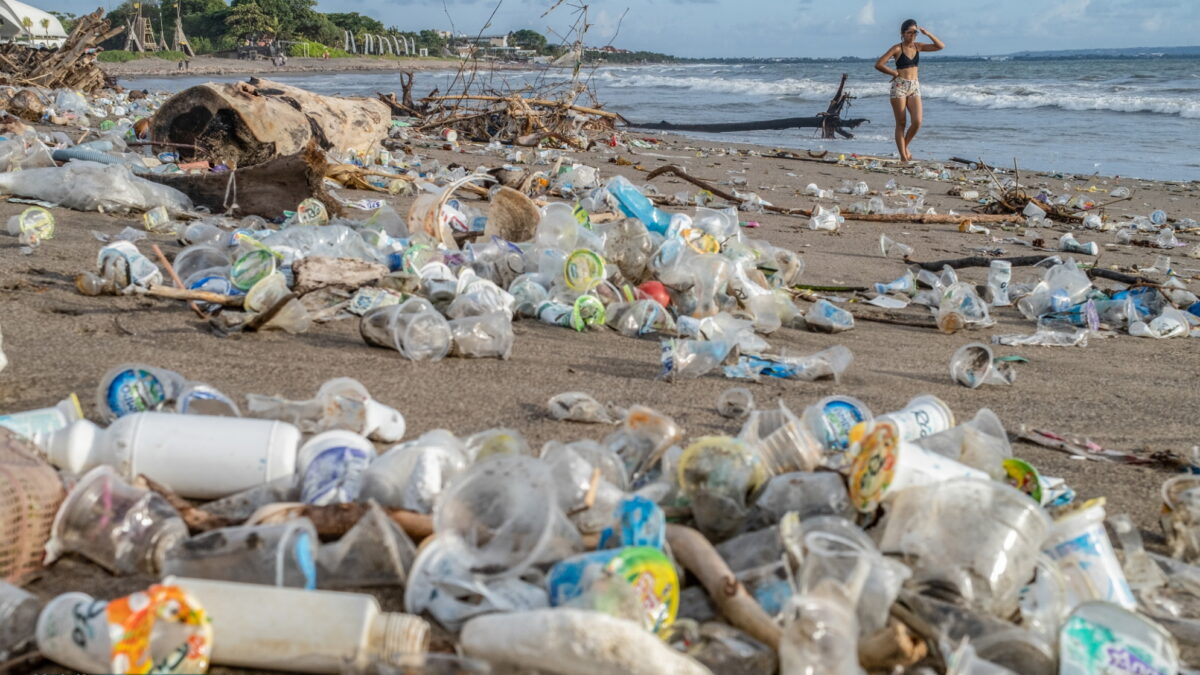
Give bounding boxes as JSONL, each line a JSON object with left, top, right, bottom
{"left": 173, "top": 244, "right": 230, "bottom": 283}
{"left": 45, "top": 465, "right": 187, "bottom": 575}
{"left": 879, "top": 478, "right": 1051, "bottom": 617}
{"left": 950, "top": 343, "right": 1015, "bottom": 388}
{"left": 162, "top": 519, "right": 318, "bottom": 588}
{"left": 360, "top": 301, "right": 452, "bottom": 361}
{"left": 717, "top": 388, "right": 755, "bottom": 419}
{"left": 1042, "top": 501, "right": 1136, "bottom": 610}
{"left": 800, "top": 530, "right": 911, "bottom": 635}
{"left": 297, "top": 430, "right": 375, "bottom": 506}
{"left": 434, "top": 455, "right": 582, "bottom": 577}
{"left": 0, "top": 580, "right": 39, "bottom": 659}
{"left": 740, "top": 402, "right": 822, "bottom": 475}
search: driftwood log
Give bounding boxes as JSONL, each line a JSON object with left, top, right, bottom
{"left": 142, "top": 141, "right": 338, "bottom": 218}
{"left": 150, "top": 78, "right": 390, "bottom": 167}
{"left": 630, "top": 73, "right": 868, "bottom": 140}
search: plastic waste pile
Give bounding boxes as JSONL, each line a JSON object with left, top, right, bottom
{"left": 0, "top": 360, "right": 1195, "bottom": 674}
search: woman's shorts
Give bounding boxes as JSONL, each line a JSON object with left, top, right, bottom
{"left": 890, "top": 78, "right": 920, "bottom": 99}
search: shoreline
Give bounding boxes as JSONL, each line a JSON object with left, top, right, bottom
{"left": 101, "top": 55, "right": 531, "bottom": 81}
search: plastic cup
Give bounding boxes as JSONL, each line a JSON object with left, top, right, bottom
{"left": 1042, "top": 501, "right": 1136, "bottom": 610}
{"left": 36, "top": 591, "right": 110, "bottom": 673}
{"left": 244, "top": 271, "right": 291, "bottom": 314}
{"left": 230, "top": 248, "right": 277, "bottom": 291}
{"left": 879, "top": 478, "right": 1051, "bottom": 617}
{"left": 360, "top": 303, "right": 452, "bottom": 362}
{"left": 37, "top": 586, "right": 212, "bottom": 675}
{"left": 562, "top": 249, "right": 606, "bottom": 292}
{"left": 802, "top": 395, "right": 872, "bottom": 454}
{"left": 547, "top": 546, "right": 679, "bottom": 634}
{"left": 0, "top": 581, "right": 39, "bottom": 659}
{"left": 1059, "top": 602, "right": 1179, "bottom": 675}
{"left": 434, "top": 454, "right": 582, "bottom": 577}
{"left": 46, "top": 466, "right": 187, "bottom": 575}
{"left": 988, "top": 260, "right": 1013, "bottom": 306}
{"left": 849, "top": 421, "right": 991, "bottom": 513}
{"left": 740, "top": 403, "right": 821, "bottom": 475}
{"left": 800, "top": 530, "right": 911, "bottom": 635}
{"left": 297, "top": 430, "right": 376, "bottom": 506}
{"left": 950, "top": 343, "right": 1015, "bottom": 388}
{"left": 163, "top": 519, "right": 319, "bottom": 588}
{"left": 716, "top": 387, "right": 755, "bottom": 419}
{"left": 872, "top": 394, "right": 955, "bottom": 442}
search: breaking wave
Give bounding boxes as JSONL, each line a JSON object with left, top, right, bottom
{"left": 595, "top": 70, "right": 1200, "bottom": 118}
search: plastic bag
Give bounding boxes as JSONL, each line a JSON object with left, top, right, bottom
{"left": 0, "top": 161, "right": 192, "bottom": 214}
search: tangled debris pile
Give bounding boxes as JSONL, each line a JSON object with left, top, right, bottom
{"left": 0, "top": 9, "right": 121, "bottom": 94}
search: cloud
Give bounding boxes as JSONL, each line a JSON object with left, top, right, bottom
{"left": 857, "top": 0, "right": 875, "bottom": 25}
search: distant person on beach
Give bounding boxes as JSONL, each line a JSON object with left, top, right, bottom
{"left": 875, "top": 19, "right": 944, "bottom": 162}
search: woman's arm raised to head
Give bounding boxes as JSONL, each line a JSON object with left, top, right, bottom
{"left": 875, "top": 45, "right": 900, "bottom": 77}
{"left": 919, "top": 27, "right": 945, "bottom": 51}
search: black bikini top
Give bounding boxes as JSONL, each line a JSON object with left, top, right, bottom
{"left": 895, "top": 47, "right": 919, "bottom": 69}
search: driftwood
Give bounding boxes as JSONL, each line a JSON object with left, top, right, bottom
{"left": 910, "top": 254, "right": 1160, "bottom": 286}
{"left": 645, "top": 165, "right": 811, "bottom": 216}
{"left": 845, "top": 212, "right": 1021, "bottom": 224}
{"left": 250, "top": 502, "right": 435, "bottom": 541}
{"left": 151, "top": 78, "right": 390, "bottom": 167}
{"left": 146, "top": 284, "right": 244, "bottom": 307}
{"left": 911, "top": 254, "right": 1056, "bottom": 271}
{"left": 859, "top": 621, "right": 928, "bottom": 671}
{"left": 631, "top": 74, "right": 868, "bottom": 140}
{"left": 414, "top": 85, "right": 624, "bottom": 147}
{"left": 142, "top": 142, "right": 338, "bottom": 218}
{"left": 293, "top": 257, "right": 388, "bottom": 295}
{"left": 0, "top": 9, "right": 122, "bottom": 93}
{"left": 666, "top": 524, "right": 782, "bottom": 651}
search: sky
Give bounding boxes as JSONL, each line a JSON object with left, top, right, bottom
{"left": 67, "top": 0, "right": 1200, "bottom": 59}
{"left": 312, "top": 0, "right": 1200, "bottom": 58}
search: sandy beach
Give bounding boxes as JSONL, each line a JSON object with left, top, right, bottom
{"left": 2, "top": 93, "right": 1199, "bottom": 669}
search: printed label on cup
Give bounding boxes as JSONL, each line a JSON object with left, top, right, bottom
{"left": 302, "top": 445, "right": 371, "bottom": 505}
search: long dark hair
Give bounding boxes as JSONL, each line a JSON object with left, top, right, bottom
{"left": 900, "top": 19, "right": 918, "bottom": 34}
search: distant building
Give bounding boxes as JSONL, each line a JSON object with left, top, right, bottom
{"left": 0, "top": 0, "right": 67, "bottom": 48}
{"left": 584, "top": 45, "right": 632, "bottom": 55}
{"left": 454, "top": 33, "right": 509, "bottom": 49}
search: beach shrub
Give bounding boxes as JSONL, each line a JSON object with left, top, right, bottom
{"left": 97, "top": 50, "right": 139, "bottom": 63}
{"left": 154, "top": 50, "right": 189, "bottom": 61}
{"left": 286, "top": 40, "right": 351, "bottom": 58}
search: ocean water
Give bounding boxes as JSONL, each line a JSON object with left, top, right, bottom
{"left": 125, "top": 57, "right": 1200, "bottom": 181}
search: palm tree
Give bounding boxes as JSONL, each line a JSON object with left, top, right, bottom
{"left": 20, "top": 16, "right": 32, "bottom": 42}
{"left": 39, "top": 18, "right": 50, "bottom": 39}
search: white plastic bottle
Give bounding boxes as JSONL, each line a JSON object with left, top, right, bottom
{"left": 165, "top": 576, "right": 430, "bottom": 673}
{"left": 44, "top": 412, "right": 300, "bottom": 499}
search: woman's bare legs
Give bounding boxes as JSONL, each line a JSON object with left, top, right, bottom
{"left": 890, "top": 95, "right": 909, "bottom": 161}
{"left": 904, "top": 95, "right": 923, "bottom": 161}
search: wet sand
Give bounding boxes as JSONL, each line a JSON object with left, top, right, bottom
{"left": 2, "top": 122, "right": 1199, "bottom": 669}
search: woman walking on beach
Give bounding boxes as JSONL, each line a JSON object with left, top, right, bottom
{"left": 875, "top": 19, "right": 944, "bottom": 162}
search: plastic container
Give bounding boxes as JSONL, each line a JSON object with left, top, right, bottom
{"left": 949, "top": 343, "right": 1015, "bottom": 388}
{"left": 800, "top": 530, "right": 911, "bottom": 636}
{"left": 850, "top": 423, "right": 989, "bottom": 514}
{"left": 461, "top": 609, "right": 709, "bottom": 675}
{"left": 873, "top": 394, "right": 955, "bottom": 442}
{"left": 802, "top": 395, "right": 872, "bottom": 457}
{"left": 360, "top": 300, "right": 452, "bottom": 362}
{"left": 716, "top": 387, "right": 754, "bottom": 419}
{"left": 37, "top": 585, "right": 212, "bottom": 674}
{"left": 0, "top": 429, "right": 65, "bottom": 584}
{"left": 45, "top": 465, "right": 187, "bottom": 575}
{"left": 1042, "top": 501, "right": 1136, "bottom": 610}
{"left": 43, "top": 412, "right": 300, "bottom": 500}
{"left": 360, "top": 431, "right": 467, "bottom": 513}
{"left": 739, "top": 402, "right": 821, "bottom": 475}
{"left": 879, "top": 478, "right": 1051, "bottom": 617}
{"left": 0, "top": 580, "right": 39, "bottom": 659}
{"left": 166, "top": 576, "right": 430, "bottom": 673}
{"left": 987, "top": 260, "right": 1012, "bottom": 306}
{"left": 94, "top": 363, "right": 182, "bottom": 421}
{"left": 0, "top": 393, "right": 83, "bottom": 443}
{"left": 435, "top": 454, "right": 582, "bottom": 577}
{"left": 162, "top": 519, "right": 319, "bottom": 588}
{"left": 1059, "top": 602, "right": 1179, "bottom": 675}
{"left": 297, "top": 430, "right": 376, "bottom": 505}
{"left": 607, "top": 175, "right": 673, "bottom": 234}
{"left": 547, "top": 546, "right": 679, "bottom": 634}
